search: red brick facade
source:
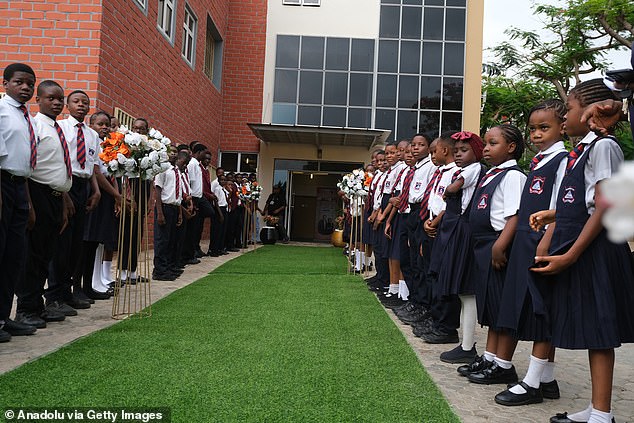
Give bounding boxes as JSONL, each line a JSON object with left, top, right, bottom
{"left": 0, "top": 0, "right": 266, "bottom": 161}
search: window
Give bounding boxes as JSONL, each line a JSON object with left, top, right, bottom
{"left": 282, "top": 0, "right": 320, "bottom": 5}
{"left": 219, "top": 152, "right": 259, "bottom": 173}
{"left": 157, "top": 0, "right": 176, "bottom": 43}
{"left": 181, "top": 5, "right": 197, "bottom": 67}
{"left": 113, "top": 107, "right": 136, "bottom": 129}
{"left": 133, "top": 0, "right": 147, "bottom": 13}
{"left": 203, "top": 15, "right": 223, "bottom": 89}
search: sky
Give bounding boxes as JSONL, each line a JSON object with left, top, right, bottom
{"left": 482, "top": 0, "right": 632, "bottom": 79}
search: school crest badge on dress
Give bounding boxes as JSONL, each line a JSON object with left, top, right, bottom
{"left": 414, "top": 181, "right": 422, "bottom": 190}
{"left": 529, "top": 176, "right": 545, "bottom": 195}
{"left": 437, "top": 186, "right": 446, "bottom": 195}
{"left": 562, "top": 187, "right": 575, "bottom": 203}
{"left": 477, "top": 194, "right": 489, "bottom": 210}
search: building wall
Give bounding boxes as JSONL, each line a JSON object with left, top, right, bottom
{"left": 0, "top": 0, "right": 103, "bottom": 109}
{"left": 463, "top": 0, "right": 484, "bottom": 134}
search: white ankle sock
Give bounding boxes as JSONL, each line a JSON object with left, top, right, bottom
{"left": 355, "top": 250, "right": 362, "bottom": 271}
{"left": 120, "top": 270, "right": 128, "bottom": 280}
{"left": 567, "top": 404, "right": 593, "bottom": 422}
{"left": 360, "top": 252, "right": 366, "bottom": 267}
{"left": 494, "top": 356, "right": 512, "bottom": 369}
{"left": 130, "top": 270, "right": 137, "bottom": 279}
{"left": 398, "top": 280, "right": 409, "bottom": 300}
{"left": 588, "top": 408, "right": 613, "bottom": 423}
{"left": 102, "top": 261, "right": 113, "bottom": 283}
{"left": 541, "top": 361, "right": 556, "bottom": 383}
{"left": 483, "top": 351, "right": 496, "bottom": 362}
{"left": 459, "top": 295, "right": 476, "bottom": 351}
{"left": 388, "top": 284, "right": 399, "bottom": 295}
{"left": 509, "top": 355, "right": 546, "bottom": 394}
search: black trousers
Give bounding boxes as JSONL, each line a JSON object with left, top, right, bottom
{"left": 397, "top": 212, "right": 413, "bottom": 288}
{"left": 225, "top": 208, "right": 241, "bottom": 249}
{"left": 16, "top": 181, "right": 63, "bottom": 314}
{"left": 0, "top": 174, "right": 29, "bottom": 321}
{"left": 119, "top": 179, "right": 151, "bottom": 273}
{"left": 405, "top": 206, "right": 423, "bottom": 302}
{"left": 211, "top": 206, "right": 227, "bottom": 253}
{"left": 46, "top": 177, "right": 88, "bottom": 303}
{"left": 184, "top": 196, "right": 214, "bottom": 259}
{"left": 153, "top": 204, "right": 178, "bottom": 274}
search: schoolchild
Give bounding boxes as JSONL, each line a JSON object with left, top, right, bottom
{"left": 81, "top": 111, "right": 119, "bottom": 299}
{"left": 0, "top": 63, "right": 38, "bottom": 341}
{"left": 46, "top": 90, "right": 101, "bottom": 310}
{"left": 175, "top": 150, "right": 193, "bottom": 272}
{"left": 433, "top": 131, "right": 486, "bottom": 363}
{"left": 209, "top": 169, "right": 229, "bottom": 256}
{"left": 420, "top": 132, "right": 462, "bottom": 344}
{"left": 458, "top": 124, "right": 526, "bottom": 385}
{"left": 366, "top": 151, "right": 389, "bottom": 291}
{"left": 494, "top": 100, "right": 568, "bottom": 406}
{"left": 182, "top": 142, "right": 206, "bottom": 264}
{"left": 357, "top": 161, "right": 375, "bottom": 273}
{"left": 531, "top": 79, "right": 634, "bottom": 423}
{"left": 153, "top": 146, "right": 182, "bottom": 281}
{"left": 14, "top": 80, "right": 73, "bottom": 327}
{"left": 393, "top": 133, "right": 435, "bottom": 325}
{"left": 384, "top": 142, "right": 415, "bottom": 302}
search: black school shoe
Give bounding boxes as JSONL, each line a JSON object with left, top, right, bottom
{"left": 549, "top": 412, "right": 616, "bottom": 423}
{"left": 0, "top": 329, "right": 10, "bottom": 343}
{"left": 457, "top": 355, "right": 491, "bottom": 376}
{"left": 412, "top": 317, "right": 434, "bottom": 337}
{"left": 541, "top": 380, "right": 561, "bottom": 399}
{"left": 495, "top": 381, "right": 543, "bottom": 406}
{"left": 2, "top": 319, "right": 37, "bottom": 336}
{"left": 421, "top": 328, "right": 459, "bottom": 344}
{"left": 398, "top": 307, "right": 429, "bottom": 325}
{"left": 467, "top": 361, "right": 518, "bottom": 385}
{"left": 440, "top": 344, "right": 478, "bottom": 364}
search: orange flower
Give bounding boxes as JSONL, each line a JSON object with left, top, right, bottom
{"left": 364, "top": 174, "right": 372, "bottom": 187}
{"left": 241, "top": 186, "right": 248, "bottom": 195}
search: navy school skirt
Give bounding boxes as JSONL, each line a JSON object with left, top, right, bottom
{"left": 472, "top": 232, "right": 507, "bottom": 330}
{"left": 436, "top": 214, "right": 476, "bottom": 297}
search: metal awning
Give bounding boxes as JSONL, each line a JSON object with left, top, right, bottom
{"left": 247, "top": 123, "right": 391, "bottom": 151}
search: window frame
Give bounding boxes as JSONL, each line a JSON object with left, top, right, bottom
{"left": 132, "top": 0, "right": 148, "bottom": 14}
{"left": 181, "top": 4, "right": 197, "bottom": 68}
{"left": 157, "top": 0, "right": 177, "bottom": 45}
{"left": 219, "top": 151, "right": 259, "bottom": 173}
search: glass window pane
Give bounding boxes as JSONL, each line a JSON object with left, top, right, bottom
{"left": 378, "top": 40, "right": 398, "bottom": 73}
{"left": 400, "top": 40, "right": 420, "bottom": 74}
{"left": 351, "top": 39, "right": 375, "bottom": 72}
{"left": 381, "top": 0, "right": 400, "bottom": 3}
{"left": 297, "top": 105, "right": 322, "bottom": 125}
{"left": 401, "top": 6, "right": 422, "bottom": 39}
{"left": 274, "top": 70, "right": 298, "bottom": 102}
{"left": 320, "top": 161, "right": 364, "bottom": 172}
{"left": 349, "top": 73, "right": 373, "bottom": 107}
{"left": 324, "top": 72, "right": 348, "bottom": 106}
{"left": 397, "top": 109, "right": 418, "bottom": 140}
{"left": 272, "top": 103, "right": 297, "bottom": 125}
{"left": 443, "top": 77, "right": 463, "bottom": 110}
{"left": 376, "top": 74, "right": 397, "bottom": 107}
{"left": 446, "top": 0, "right": 466, "bottom": 6}
{"left": 445, "top": 8, "right": 465, "bottom": 41}
{"left": 425, "top": 0, "right": 444, "bottom": 5}
{"left": 423, "top": 7, "right": 444, "bottom": 40}
{"left": 325, "top": 37, "right": 349, "bottom": 71}
{"left": 323, "top": 107, "right": 347, "bottom": 127}
{"left": 298, "top": 71, "right": 323, "bottom": 104}
{"left": 403, "top": 0, "right": 422, "bottom": 4}
{"left": 276, "top": 35, "right": 300, "bottom": 68}
{"left": 220, "top": 152, "right": 238, "bottom": 172}
{"left": 301, "top": 36, "right": 324, "bottom": 69}
{"left": 420, "top": 76, "right": 441, "bottom": 109}
{"left": 398, "top": 75, "right": 419, "bottom": 109}
{"left": 379, "top": 6, "right": 400, "bottom": 38}
{"left": 375, "top": 109, "right": 396, "bottom": 141}
{"left": 444, "top": 43, "right": 464, "bottom": 76}
{"left": 240, "top": 153, "right": 258, "bottom": 173}
{"left": 442, "top": 111, "right": 462, "bottom": 132}
{"left": 422, "top": 42, "right": 442, "bottom": 74}
{"left": 418, "top": 110, "right": 440, "bottom": 137}
{"left": 348, "top": 108, "right": 372, "bottom": 128}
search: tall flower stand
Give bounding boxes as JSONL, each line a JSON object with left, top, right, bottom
{"left": 242, "top": 201, "right": 257, "bottom": 251}
{"left": 112, "top": 177, "right": 152, "bottom": 319}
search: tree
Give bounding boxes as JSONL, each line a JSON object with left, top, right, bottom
{"left": 488, "top": 0, "right": 634, "bottom": 100}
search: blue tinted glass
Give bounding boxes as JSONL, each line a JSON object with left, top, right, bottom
{"left": 301, "top": 36, "right": 325, "bottom": 69}
{"left": 276, "top": 35, "right": 300, "bottom": 68}
{"left": 272, "top": 103, "right": 297, "bottom": 125}
{"left": 274, "top": 70, "right": 298, "bottom": 102}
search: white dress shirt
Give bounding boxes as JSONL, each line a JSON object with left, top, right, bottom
{"left": 30, "top": 113, "right": 72, "bottom": 192}
{"left": 429, "top": 162, "right": 458, "bottom": 217}
{"left": 458, "top": 161, "right": 483, "bottom": 213}
{"left": 58, "top": 115, "right": 99, "bottom": 178}
{"left": 408, "top": 156, "right": 436, "bottom": 204}
{"left": 211, "top": 178, "right": 228, "bottom": 207}
{"left": 481, "top": 159, "right": 527, "bottom": 231}
{"left": 154, "top": 166, "right": 182, "bottom": 205}
{"left": 187, "top": 157, "right": 203, "bottom": 198}
{"left": 0, "top": 95, "right": 33, "bottom": 176}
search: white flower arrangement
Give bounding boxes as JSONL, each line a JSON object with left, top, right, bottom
{"left": 602, "top": 161, "right": 634, "bottom": 243}
{"left": 100, "top": 126, "right": 172, "bottom": 180}
{"left": 238, "top": 181, "right": 263, "bottom": 202}
{"left": 337, "top": 168, "right": 369, "bottom": 199}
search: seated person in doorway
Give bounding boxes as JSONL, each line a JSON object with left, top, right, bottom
{"left": 262, "top": 184, "right": 288, "bottom": 243}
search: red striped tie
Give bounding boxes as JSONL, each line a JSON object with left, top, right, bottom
{"left": 54, "top": 122, "right": 72, "bottom": 178}
{"left": 76, "top": 122, "right": 86, "bottom": 169}
{"left": 419, "top": 168, "right": 442, "bottom": 220}
{"left": 530, "top": 153, "right": 544, "bottom": 171}
{"left": 566, "top": 143, "right": 585, "bottom": 175}
{"left": 478, "top": 167, "right": 505, "bottom": 188}
{"left": 174, "top": 167, "right": 181, "bottom": 201}
{"left": 19, "top": 105, "right": 37, "bottom": 169}
{"left": 397, "top": 166, "right": 416, "bottom": 212}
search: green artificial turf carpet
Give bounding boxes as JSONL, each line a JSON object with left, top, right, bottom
{"left": 0, "top": 246, "right": 458, "bottom": 423}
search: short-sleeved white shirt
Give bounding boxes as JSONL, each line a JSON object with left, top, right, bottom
{"left": 481, "top": 159, "right": 527, "bottom": 231}
{"left": 0, "top": 95, "right": 33, "bottom": 176}
{"left": 408, "top": 156, "right": 436, "bottom": 204}
{"left": 154, "top": 166, "right": 182, "bottom": 205}
{"left": 373, "top": 170, "right": 389, "bottom": 211}
{"left": 429, "top": 162, "right": 458, "bottom": 217}
{"left": 187, "top": 156, "right": 203, "bottom": 198}
{"left": 30, "top": 113, "right": 73, "bottom": 192}
{"left": 58, "top": 116, "right": 99, "bottom": 179}
{"left": 457, "top": 162, "right": 483, "bottom": 213}
{"left": 383, "top": 161, "right": 406, "bottom": 195}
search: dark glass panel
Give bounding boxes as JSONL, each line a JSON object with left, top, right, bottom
{"left": 420, "top": 76, "right": 441, "bottom": 109}
{"left": 401, "top": 6, "right": 422, "bottom": 39}
{"left": 276, "top": 35, "right": 300, "bottom": 68}
{"left": 274, "top": 70, "right": 298, "bottom": 102}
{"left": 423, "top": 7, "right": 443, "bottom": 40}
{"left": 418, "top": 110, "right": 440, "bottom": 136}
{"left": 348, "top": 108, "right": 372, "bottom": 128}
{"left": 397, "top": 109, "right": 419, "bottom": 140}
{"left": 298, "top": 70, "right": 323, "bottom": 104}
{"left": 445, "top": 8, "right": 465, "bottom": 41}
{"left": 297, "top": 105, "right": 322, "bottom": 125}
{"left": 379, "top": 5, "right": 400, "bottom": 38}
{"left": 325, "top": 37, "right": 349, "bottom": 71}
{"left": 378, "top": 40, "right": 399, "bottom": 73}
{"left": 349, "top": 73, "right": 373, "bottom": 107}
{"left": 323, "top": 107, "right": 347, "bottom": 127}
{"left": 444, "top": 42, "right": 464, "bottom": 76}
{"left": 350, "top": 39, "right": 375, "bottom": 71}
{"left": 324, "top": 72, "right": 348, "bottom": 106}
{"left": 398, "top": 75, "right": 419, "bottom": 109}
{"left": 376, "top": 74, "right": 397, "bottom": 107}
{"left": 421, "top": 42, "right": 442, "bottom": 74}
{"left": 441, "top": 111, "right": 462, "bottom": 132}
{"left": 400, "top": 40, "right": 421, "bottom": 74}
{"left": 442, "top": 77, "right": 463, "bottom": 110}
{"left": 300, "top": 36, "right": 325, "bottom": 69}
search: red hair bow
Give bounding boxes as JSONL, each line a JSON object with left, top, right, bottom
{"left": 451, "top": 131, "right": 484, "bottom": 161}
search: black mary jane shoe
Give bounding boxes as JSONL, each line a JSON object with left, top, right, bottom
{"left": 549, "top": 413, "right": 615, "bottom": 423}
{"left": 457, "top": 354, "right": 490, "bottom": 376}
{"left": 467, "top": 361, "right": 518, "bottom": 385}
{"left": 494, "top": 381, "right": 543, "bottom": 406}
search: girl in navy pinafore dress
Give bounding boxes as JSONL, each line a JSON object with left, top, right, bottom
{"left": 493, "top": 99, "right": 569, "bottom": 407}
{"left": 532, "top": 80, "right": 634, "bottom": 423}
{"left": 458, "top": 124, "right": 527, "bottom": 386}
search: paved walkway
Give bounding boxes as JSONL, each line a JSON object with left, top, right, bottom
{"left": 1, "top": 244, "right": 633, "bottom": 423}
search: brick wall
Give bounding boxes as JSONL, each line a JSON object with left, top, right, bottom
{"left": 0, "top": 0, "right": 102, "bottom": 109}
{"left": 220, "top": 0, "right": 267, "bottom": 153}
